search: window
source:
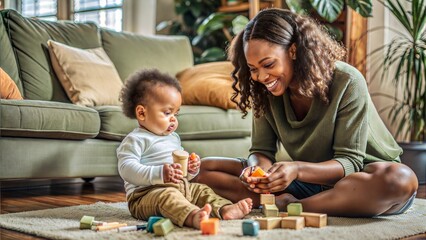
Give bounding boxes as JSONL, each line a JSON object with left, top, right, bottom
{"left": 20, "top": 0, "right": 123, "bottom": 31}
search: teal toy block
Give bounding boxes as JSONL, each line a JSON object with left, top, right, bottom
{"left": 242, "top": 219, "right": 259, "bottom": 236}
{"left": 287, "top": 203, "right": 303, "bottom": 216}
{"left": 147, "top": 216, "right": 164, "bottom": 233}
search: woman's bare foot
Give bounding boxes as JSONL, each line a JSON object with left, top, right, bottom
{"left": 190, "top": 204, "right": 212, "bottom": 229}
{"left": 221, "top": 198, "right": 253, "bottom": 220}
{"left": 275, "top": 193, "right": 299, "bottom": 211}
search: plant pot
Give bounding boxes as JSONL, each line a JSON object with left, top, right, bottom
{"left": 399, "top": 142, "right": 426, "bottom": 184}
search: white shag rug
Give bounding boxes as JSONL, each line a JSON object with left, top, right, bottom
{"left": 1, "top": 199, "right": 426, "bottom": 240}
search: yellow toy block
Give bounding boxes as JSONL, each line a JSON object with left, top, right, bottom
{"left": 250, "top": 167, "right": 267, "bottom": 177}
{"left": 300, "top": 212, "right": 327, "bottom": 228}
{"left": 262, "top": 204, "right": 278, "bottom": 217}
{"left": 260, "top": 194, "right": 275, "bottom": 205}
{"left": 281, "top": 216, "right": 305, "bottom": 230}
{"left": 255, "top": 217, "right": 282, "bottom": 230}
{"left": 201, "top": 218, "right": 219, "bottom": 235}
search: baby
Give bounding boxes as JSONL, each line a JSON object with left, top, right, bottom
{"left": 117, "top": 69, "right": 253, "bottom": 229}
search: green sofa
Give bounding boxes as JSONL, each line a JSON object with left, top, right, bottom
{"left": 0, "top": 9, "right": 252, "bottom": 180}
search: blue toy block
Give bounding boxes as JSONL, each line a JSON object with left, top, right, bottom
{"left": 147, "top": 216, "right": 164, "bottom": 233}
{"left": 242, "top": 219, "right": 259, "bottom": 236}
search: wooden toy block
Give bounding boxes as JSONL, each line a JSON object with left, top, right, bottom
{"left": 287, "top": 203, "right": 303, "bottom": 216}
{"left": 262, "top": 204, "right": 278, "bottom": 217}
{"left": 242, "top": 219, "right": 259, "bottom": 236}
{"left": 153, "top": 218, "right": 174, "bottom": 236}
{"left": 278, "top": 212, "right": 289, "bottom": 217}
{"left": 250, "top": 167, "right": 267, "bottom": 177}
{"left": 255, "top": 217, "right": 282, "bottom": 230}
{"left": 260, "top": 194, "right": 275, "bottom": 205}
{"left": 200, "top": 218, "right": 219, "bottom": 235}
{"left": 300, "top": 212, "right": 327, "bottom": 228}
{"left": 281, "top": 216, "right": 305, "bottom": 230}
{"left": 80, "top": 215, "right": 95, "bottom": 229}
{"left": 147, "top": 216, "right": 164, "bottom": 233}
{"left": 94, "top": 223, "right": 127, "bottom": 231}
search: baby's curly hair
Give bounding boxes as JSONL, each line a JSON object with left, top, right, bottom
{"left": 228, "top": 8, "right": 346, "bottom": 118}
{"left": 120, "top": 69, "right": 182, "bottom": 119}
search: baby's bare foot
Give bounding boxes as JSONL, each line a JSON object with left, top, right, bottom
{"left": 221, "top": 198, "right": 253, "bottom": 220}
{"left": 192, "top": 204, "right": 212, "bottom": 229}
{"left": 275, "top": 193, "right": 298, "bottom": 211}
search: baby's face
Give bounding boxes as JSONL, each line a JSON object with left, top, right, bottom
{"left": 137, "top": 85, "right": 181, "bottom": 136}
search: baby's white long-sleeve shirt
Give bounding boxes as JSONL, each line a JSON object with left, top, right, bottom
{"left": 117, "top": 128, "right": 197, "bottom": 197}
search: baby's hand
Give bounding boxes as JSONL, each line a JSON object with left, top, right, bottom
{"left": 187, "top": 152, "right": 200, "bottom": 174}
{"left": 163, "top": 163, "right": 183, "bottom": 183}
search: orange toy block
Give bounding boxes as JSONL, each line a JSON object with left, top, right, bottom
{"left": 300, "top": 212, "right": 327, "bottom": 228}
{"left": 190, "top": 152, "right": 197, "bottom": 160}
{"left": 200, "top": 218, "right": 219, "bottom": 235}
{"left": 250, "top": 167, "right": 267, "bottom": 177}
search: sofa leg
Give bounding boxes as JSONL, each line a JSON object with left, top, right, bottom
{"left": 82, "top": 177, "right": 95, "bottom": 183}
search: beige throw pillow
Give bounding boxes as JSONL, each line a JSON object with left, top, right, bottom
{"left": 176, "top": 61, "right": 238, "bottom": 110}
{"left": 47, "top": 40, "right": 123, "bottom": 106}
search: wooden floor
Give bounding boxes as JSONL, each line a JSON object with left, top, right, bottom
{"left": 0, "top": 177, "right": 425, "bottom": 240}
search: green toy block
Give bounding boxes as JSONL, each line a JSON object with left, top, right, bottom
{"left": 287, "top": 203, "right": 303, "bottom": 216}
{"left": 80, "top": 215, "right": 95, "bottom": 229}
{"left": 153, "top": 218, "right": 174, "bottom": 236}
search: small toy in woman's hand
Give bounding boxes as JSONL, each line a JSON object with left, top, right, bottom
{"left": 250, "top": 167, "right": 267, "bottom": 177}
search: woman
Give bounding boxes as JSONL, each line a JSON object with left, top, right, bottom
{"left": 194, "top": 8, "right": 418, "bottom": 217}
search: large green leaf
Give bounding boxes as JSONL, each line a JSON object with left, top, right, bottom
{"left": 347, "top": 0, "right": 373, "bottom": 17}
{"left": 285, "top": 0, "right": 313, "bottom": 14}
{"left": 310, "top": 0, "right": 344, "bottom": 22}
{"left": 199, "top": 47, "right": 226, "bottom": 63}
{"left": 197, "top": 13, "right": 235, "bottom": 36}
{"left": 232, "top": 15, "right": 249, "bottom": 35}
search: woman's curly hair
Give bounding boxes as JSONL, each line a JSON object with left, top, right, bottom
{"left": 120, "top": 69, "right": 182, "bottom": 119}
{"left": 228, "top": 8, "right": 346, "bottom": 118}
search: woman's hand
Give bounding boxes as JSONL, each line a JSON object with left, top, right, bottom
{"left": 163, "top": 163, "right": 183, "bottom": 183}
{"left": 188, "top": 153, "right": 200, "bottom": 174}
{"left": 248, "top": 162, "right": 299, "bottom": 193}
{"left": 239, "top": 166, "right": 267, "bottom": 191}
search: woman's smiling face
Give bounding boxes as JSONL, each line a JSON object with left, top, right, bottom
{"left": 244, "top": 39, "right": 295, "bottom": 96}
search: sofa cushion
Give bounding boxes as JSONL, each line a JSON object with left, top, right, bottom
{"left": 0, "top": 13, "right": 22, "bottom": 94}
{"left": 101, "top": 29, "right": 194, "bottom": 81}
{"left": 177, "top": 61, "right": 237, "bottom": 110}
{"left": 94, "top": 105, "right": 251, "bottom": 141}
{"left": 2, "top": 9, "right": 101, "bottom": 102}
{"left": 0, "top": 99, "right": 100, "bottom": 139}
{"left": 47, "top": 40, "right": 123, "bottom": 106}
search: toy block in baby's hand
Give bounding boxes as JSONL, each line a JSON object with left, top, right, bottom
{"left": 287, "top": 203, "right": 303, "bottom": 216}
{"left": 250, "top": 167, "right": 267, "bottom": 177}
{"left": 300, "top": 212, "right": 327, "bottom": 228}
{"left": 242, "top": 219, "right": 259, "bottom": 236}
{"left": 255, "top": 217, "right": 282, "bottom": 230}
{"left": 190, "top": 152, "right": 197, "bottom": 160}
{"left": 262, "top": 204, "right": 279, "bottom": 217}
{"left": 153, "top": 218, "right": 174, "bottom": 236}
{"left": 260, "top": 194, "right": 275, "bottom": 205}
{"left": 200, "top": 218, "right": 219, "bottom": 235}
{"left": 281, "top": 216, "right": 305, "bottom": 230}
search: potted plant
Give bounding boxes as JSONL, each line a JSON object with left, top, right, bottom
{"left": 372, "top": 0, "right": 426, "bottom": 183}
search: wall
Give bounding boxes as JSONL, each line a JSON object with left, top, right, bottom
{"left": 366, "top": 1, "right": 408, "bottom": 141}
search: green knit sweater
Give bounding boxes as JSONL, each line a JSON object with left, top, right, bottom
{"left": 250, "top": 61, "right": 402, "bottom": 176}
